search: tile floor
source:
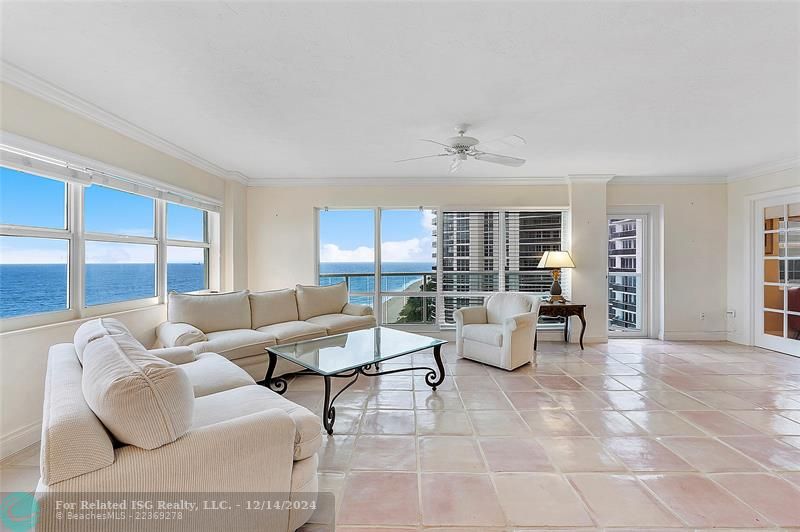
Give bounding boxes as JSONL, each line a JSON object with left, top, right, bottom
{"left": 4, "top": 339, "right": 800, "bottom": 530}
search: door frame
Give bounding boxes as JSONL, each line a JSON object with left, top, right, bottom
{"left": 751, "top": 192, "right": 800, "bottom": 356}
{"left": 606, "top": 205, "right": 662, "bottom": 339}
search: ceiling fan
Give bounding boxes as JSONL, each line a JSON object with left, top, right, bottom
{"left": 395, "top": 125, "right": 526, "bottom": 173}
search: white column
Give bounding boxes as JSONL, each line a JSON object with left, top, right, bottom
{"left": 568, "top": 175, "right": 613, "bottom": 344}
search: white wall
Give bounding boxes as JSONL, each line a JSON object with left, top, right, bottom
{"left": 0, "top": 84, "right": 244, "bottom": 458}
{"left": 726, "top": 167, "right": 800, "bottom": 345}
{"left": 607, "top": 183, "right": 728, "bottom": 340}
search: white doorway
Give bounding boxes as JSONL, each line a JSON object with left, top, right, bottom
{"left": 607, "top": 212, "right": 650, "bottom": 337}
{"left": 754, "top": 194, "right": 800, "bottom": 356}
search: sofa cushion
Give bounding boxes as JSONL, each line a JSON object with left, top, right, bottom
{"left": 180, "top": 352, "right": 256, "bottom": 397}
{"left": 81, "top": 334, "right": 194, "bottom": 450}
{"left": 189, "top": 329, "right": 277, "bottom": 361}
{"left": 462, "top": 323, "right": 504, "bottom": 347}
{"left": 256, "top": 321, "right": 328, "bottom": 344}
{"left": 486, "top": 293, "right": 533, "bottom": 324}
{"left": 193, "top": 385, "right": 322, "bottom": 460}
{"left": 250, "top": 289, "right": 300, "bottom": 329}
{"left": 73, "top": 317, "right": 132, "bottom": 363}
{"left": 295, "top": 283, "right": 348, "bottom": 320}
{"left": 306, "top": 313, "right": 377, "bottom": 335}
{"left": 168, "top": 290, "right": 252, "bottom": 333}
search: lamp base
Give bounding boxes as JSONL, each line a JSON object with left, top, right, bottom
{"left": 547, "top": 269, "right": 565, "bottom": 303}
{"left": 546, "top": 295, "right": 567, "bottom": 304}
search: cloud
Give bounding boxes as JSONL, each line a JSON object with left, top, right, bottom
{"left": 320, "top": 243, "right": 374, "bottom": 262}
{"left": 321, "top": 237, "right": 435, "bottom": 263}
{"left": 85, "top": 242, "right": 155, "bottom": 264}
{"left": 0, "top": 248, "right": 69, "bottom": 264}
{"left": 421, "top": 210, "right": 435, "bottom": 231}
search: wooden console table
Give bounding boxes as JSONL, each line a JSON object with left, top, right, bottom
{"left": 534, "top": 302, "right": 587, "bottom": 350}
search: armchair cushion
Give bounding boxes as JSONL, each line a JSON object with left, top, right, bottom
{"left": 193, "top": 385, "right": 322, "bottom": 461}
{"left": 148, "top": 346, "right": 196, "bottom": 365}
{"left": 342, "top": 303, "right": 374, "bottom": 317}
{"left": 306, "top": 313, "right": 377, "bottom": 335}
{"left": 190, "top": 329, "right": 277, "bottom": 361}
{"left": 157, "top": 321, "right": 207, "bottom": 348}
{"left": 73, "top": 317, "right": 131, "bottom": 363}
{"left": 81, "top": 333, "right": 194, "bottom": 450}
{"left": 250, "top": 289, "right": 300, "bottom": 329}
{"left": 486, "top": 293, "right": 533, "bottom": 324}
{"left": 179, "top": 352, "right": 256, "bottom": 397}
{"left": 462, "top": 324, "right": 504, "bottom": 347}
{"left": 256, "top": 320, "right": 328, "bottom": 344}
{"left": 168, "top": 290, "right": 252, "bottom": 333}
{"left": 295, "top": 283, "right": 348, "bottom": 320}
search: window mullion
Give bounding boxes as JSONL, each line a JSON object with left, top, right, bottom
{"left": 72, "top": 183, "right": 85, "bottom": 313}
{"left": 157, "top": 199, "right": 167, "bottom": 303}
{"left": 374, "top": 207, "right": 382, "bottom": 325}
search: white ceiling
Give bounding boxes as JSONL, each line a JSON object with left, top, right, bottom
{"left": 1, "top": 1, "right": 798, "bottom": 183}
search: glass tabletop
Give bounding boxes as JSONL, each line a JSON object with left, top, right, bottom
{"left": 266, "top": 327, "right": 446, "bottom": 376}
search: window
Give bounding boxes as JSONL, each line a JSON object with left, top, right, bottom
{"left": 318, "top": 209, "right": 375, "bottom": 306}
{"left": 84, "top": 185, "right": 157, "bottom": 306}
{"left": 0, "top": 167, "right": 70, "bottom": 319}
{"left": 607, "top": 216, "right": 646, "bottom": 334}
{"left": 316, "top": 207, "right": 566, "bottom": 328}
{"left": 167, "top": 204, "right": 209, "bottom": 293}
{"left": 380, "top": 209, "right": 437, "bottom": 324}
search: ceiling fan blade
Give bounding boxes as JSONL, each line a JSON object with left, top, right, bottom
{"left": 473, "top": 151, "right": 526, "bottom": 167}
{"left": 419, "top": 139, "right": 453, "bottom": 149}
{"left": 476, "top": 134, "right": 526, "bottom": 152}
{"left": 394, "top": 153, "right": 448, "bottom": 163}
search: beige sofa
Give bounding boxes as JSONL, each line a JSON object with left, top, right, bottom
{"left": 37, "top": 317, "right": 321, "bottom": 532}
{"left": 157, "top": 283, "right": 377, "bottom": 381}
{"left": 454, "top": 292, "right": 542, "bottom": 370}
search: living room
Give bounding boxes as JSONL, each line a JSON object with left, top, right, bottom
{"left": 1, "top": 1, "right": 799, "bottom": 530}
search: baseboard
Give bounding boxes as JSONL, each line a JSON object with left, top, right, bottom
{"left": 0, "top": 420, "right": 41, "bottom": 461}
{"left": 662, "top": 331, "right": 728, "bottom": 341}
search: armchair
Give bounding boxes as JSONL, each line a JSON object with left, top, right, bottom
{"left": 454, "top": 293, "right": 541, "bottom": 370}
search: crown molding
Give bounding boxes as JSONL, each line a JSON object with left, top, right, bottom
{"left": 610, "top": 175, "right": 729, "bottom": 185}
{"left": 248, "top": 176, "right": 569, "bottom": 187}
{"left": 727, "top": 156, "right": 800, "bottom": 183}
{"left": 567, "top": 174, "right": 615, "bottom": 184}
{"left": 1, "top": 62, "right": 250, "bottom": 185}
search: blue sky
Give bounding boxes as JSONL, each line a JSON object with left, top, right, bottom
{"left": 0, "top": 167, "right": 205, "bottom": 264}
{"left": 319, "top": 209, "right": 435, "bottom": 263}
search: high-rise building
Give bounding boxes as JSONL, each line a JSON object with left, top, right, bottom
{"left": 608, "top": 218, "right": 640, "bottom": 330}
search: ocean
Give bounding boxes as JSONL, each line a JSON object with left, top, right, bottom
{"left": 0, "top": 263, "right": 205, "bottom": 318}
{"left": 319, "top": 261, "right": 435, "bottom": 293}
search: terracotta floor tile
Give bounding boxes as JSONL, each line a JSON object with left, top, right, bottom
{"left": 601, "top": 437, "right": 694, "bottom": 471}
{"left": 419, "top": 436, "right": 485, "bottom": 473}
{"left": 659, "top": 437, "right": 763, "bottom": 472}
{"left": 479, "top": 437, "right": 555, "bottom": 472}
{"left": 505, "top": 391, "right": 562, "bottom": 410}
{"left": 420, "top": 473, "right": 505, "bottom": 527}
{"left": 493, "top": 473, "right": 594, "bottom": 527}
{"left": 413, "top": 375, "right": 456, "bottom": 391}
{"left": 539, "top": 437, "right": 626, "bottom": 472}
{"left": 454, "top": 376, "right": 501, "bottom": 391}
{"left": 468, "top": 411, "right": 530, "bottom": 436}
{"left": 365, "top": 390, "right": 414, "bottom": 409}
{"left": 547, "top": 390, "right": 611, "bottom": 410}
{"left": 351, "top": 436, "right": 416, "bottom": 471}
{"left": 594, "top": 391, "right": 664, "bottom": 410}
{"left": 518, "top": 409, "right": 590, "bottom": 436}
{"left": 726, "top": 410, "right": 800, "bottom": 435}
{"left": 686, "top": 390, "right": 759, "bottom": 410}
{"left": 459, "top": 391, "right": 514, "bottom": 410}
{"left": 640, "top": 473, "right": 769, "bottom": 528}
{"left": 568, "top": 474, "right": 682, "bottom": 527}
{"left": 639, "top": 390, "right": 713, "bottom": 410}
{"left": 415, "top": 410, "right": 473, "bottom": 435}
{"left": 572, "top": 375, "right": 631, "bottom": 391}
{"left": 338, "top": 472, "right": 419, "bottom": 526}
{"left": 622, "top": 410, "right": 706, "bottom": 436}
{"left": 359, "top": 410, "right": 415, "bottom": 434}
{"left": 371, "top": 375, "right": 414, "bottom": 391}
{"left": 534, "top": 375, "right": 585, "bottom": 390}
{"left": 570, "top": 410, "right": 646, "bottom": 436}
{"left": 492, "top": 374, "right": 542, "bottom": 391}
{"left": 712, "top": 473, "right": 800, "bottom": 526}
{"left": 317, "top": 435, "right": 356, "bottom": 472}
{"left": 721, "top": 436, "right": 800, "bottom": 470}
{"left": 413, "top": 390, "right": 464, "bottom": 410}
{"left": 678, "top": 411, "right": 763, "bottom": 436}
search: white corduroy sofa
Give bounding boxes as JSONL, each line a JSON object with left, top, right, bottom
{"left": 37, "top": 317, "right": 321, "bottom": 532}
{"left": 157, "top": 283, "right": 377, "bottom": 381}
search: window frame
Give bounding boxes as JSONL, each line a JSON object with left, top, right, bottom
{"left": 165, "top": 202, "right": 211, "bottom": 294}
{"left": 0, "top": 165, "right": 219, "bottom": 333}
{"left": 315, "top": 205, "right": 570, "bottom": 332}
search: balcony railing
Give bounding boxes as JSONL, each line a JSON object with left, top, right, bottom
{"left": 320, "top": 271, "right": 437, "bottom": 294}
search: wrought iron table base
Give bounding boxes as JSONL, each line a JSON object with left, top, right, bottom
{"left": 264, "top": 344, "right": 445, "bottom": 434}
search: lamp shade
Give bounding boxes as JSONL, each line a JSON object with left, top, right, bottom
{"left": 537, "top": 250, "right": 575, "bottom": 269}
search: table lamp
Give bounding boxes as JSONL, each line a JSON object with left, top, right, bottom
{"left": 537, "top": 250, "right": 575, "bottom": 303}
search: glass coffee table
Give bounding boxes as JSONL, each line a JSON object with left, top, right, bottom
{"left": 264, "top": 327, "right": 446, "bottom": 434}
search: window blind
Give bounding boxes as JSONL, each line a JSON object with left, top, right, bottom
{"left": 504, "top": 211, "right": 564, "bottom": 294}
